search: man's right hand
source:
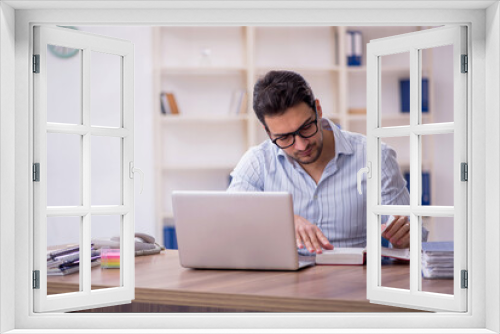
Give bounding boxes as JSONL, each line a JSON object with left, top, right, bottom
{"left": 294, "top": 215, "right": 334, "bottom": 254}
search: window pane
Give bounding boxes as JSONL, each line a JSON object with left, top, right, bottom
{"left": 379, "top": 137, "right": 410, "bottom": 206}
{"left": 47, "top": 45, "right": 81, "bottom": 124}
{"left": 47, "top": 216, "right": 81, "bottom": 295}
{"left": 421, "top": 216, "right": 454, "bottom": 295}
{"left": 92, "top": 215, "right": 122, "bottom": 290}
{"left": 91, "top": 51, "right": 121, "bottom": 127}
{"left": 380, "top": 215, "right": 410, "bottom": 291}
{"left": 421, "top": 133, "right": 454, "bottom": 206}
{"left": 421, "top": 45, "right": 453, "bottom": 124}
{"left": 380, "top": 51, "right": 410, "bottom": 127}
{"left": 92, "top": 136, "right": 121, "bottom": 205}
{"left": 47, "top": 133, "right": 81, "bottom": 206}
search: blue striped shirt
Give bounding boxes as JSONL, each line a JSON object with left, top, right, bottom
{"left": 228, "top": 118, "right": 410, "bottom": 254}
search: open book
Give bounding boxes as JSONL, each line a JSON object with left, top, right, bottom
{"left": 315, "top": 247, "right": 410, "bottom": 265}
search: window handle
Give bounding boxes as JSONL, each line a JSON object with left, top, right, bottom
{"left": 357, "top": 162, "right": 371, "bottom": 195}
{"left": 129, "top": 161, "right": 145, "bottom": 195}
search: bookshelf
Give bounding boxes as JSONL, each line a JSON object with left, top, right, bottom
{"left": 152, "top": 26, "right": 437, "bottom": 246}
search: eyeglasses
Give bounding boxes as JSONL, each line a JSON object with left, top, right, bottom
{"left": 270, "top": 114, "right": 319, "bottom": 149}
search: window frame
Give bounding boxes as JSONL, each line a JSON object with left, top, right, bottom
{"left": 365, "top": 26, "right": 468, "bottom": 312}
{"left": 1, "top": 2, "right": 497, "bottom": 333}
{"left": 32, "top": 25, "right": 136, "bottom": 313}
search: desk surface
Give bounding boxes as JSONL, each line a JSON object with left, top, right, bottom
{"left": 48, "top": 250, "right": 453, "bottom": 312}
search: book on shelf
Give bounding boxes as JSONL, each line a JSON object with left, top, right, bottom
{"left": 421, "top": 241, "right": 453, "bottom": 279}
{"left": 400, "top": 78, "right": 429, "bottom": 113}
{"left": 403, "top": 170, "right": 431, "bottom": 205}
{"left": 315, "top": 246, "right": 410, "bottom": 265}
{"left": 160, "top": 91, "right": 180, "bottom": 115}
{"left": 346, "top": 30, "right": 363, "bottom": 66}
{"left": 166, "top": 92, "right": 180, "bottom": 114}
{"left": 160, "top": 92, "right": 170, "bottom": 114}
{"left": 228, "top": 89, "right": 247, "bottom": 115}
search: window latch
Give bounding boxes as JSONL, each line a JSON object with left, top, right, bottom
{"left": 129, "top": 161, "right": 144, "bottom": 194}
{"left": 357, "top": 162, "right": 372, "bottom": 195}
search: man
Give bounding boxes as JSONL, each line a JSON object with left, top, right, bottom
{"left": 228, "top": 70, "right": 412, "bottom": 255}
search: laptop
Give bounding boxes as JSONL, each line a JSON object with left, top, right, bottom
{"left": 172, "top": 191, "right": 315, "bottom": 271}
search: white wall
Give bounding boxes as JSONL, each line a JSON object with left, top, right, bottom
{"left": 47, "top": 26, "right": 156, "bottom": 244}
{"left": 486, "top": 2, "right": 500, "bottom": 332}
{"left": 0, "top": 3, "right": 16, "bottom": 333}
{"left": 79, "top": 26, "right": 156, "bottom": 239}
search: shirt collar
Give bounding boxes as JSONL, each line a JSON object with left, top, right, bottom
{"left": 323, "top": 118, "right": 354, "bottom": 157}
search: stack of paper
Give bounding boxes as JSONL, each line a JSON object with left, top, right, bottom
{"left": 47, "top": 245, "right": 101, "bottom": 276}
{"left": 421, "top": 242, "right": 454, "bottom": 279}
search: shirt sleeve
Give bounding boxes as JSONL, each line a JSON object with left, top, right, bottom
{"left": 380, "top": 144, "right": 410, "bottom": 206}
{"left": 380, "top": 145, "right": 430, "bottom": 244}
{"left": 227, "top": 147, "right": 265, "bottom": 192}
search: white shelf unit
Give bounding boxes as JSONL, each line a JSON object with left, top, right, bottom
{"left": 153, "top": 26, "right": 436, "bottom": 245}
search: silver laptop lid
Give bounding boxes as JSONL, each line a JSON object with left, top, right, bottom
{"left": 172, "top": 191, "right": 301, "bottom": 270}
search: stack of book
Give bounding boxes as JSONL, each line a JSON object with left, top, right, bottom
{"left": 47, "top": 245, "right": 101, "bottom": 276}
{"left": 421, "top": 241, "right": 454, "bottom": 279}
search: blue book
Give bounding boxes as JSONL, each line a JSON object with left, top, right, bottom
{"left": 422, "top": 171, "right": 431, "bottom": 206}
{"left": 400, "top": 78, "right": 429, "bottom": 113}
{"left": 403, "top": 170, "right": 431, "bottom": 205}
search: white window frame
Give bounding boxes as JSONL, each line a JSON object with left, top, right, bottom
{"left": 32, "top": 25, "right": 136, "bottom": 313}
{"left": 365, "top": 26, "right": 468, "bottom": 312}
{"left": 1, "top": 2, "right": 498, "bottom": 333}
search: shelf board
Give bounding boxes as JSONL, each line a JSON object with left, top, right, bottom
{"left": 162, "top": 165, "right": 236, "bottom": 171}
{"left": 161, "top": 212, "right": 174, "bottom": 220}
{"left": 347, "top": 66, "right": 431, "bottom": 75}
{"left": 347, "top": 113, "right": 432, "bottom": 122}
{"left": 161, "top": 114, "right": 249, "bottom": 124}
{"left": 161, "top": 66, "right": 246, "bottom": 76}
{"left": 256, "top": 65, "right": 340, "bottom": 73}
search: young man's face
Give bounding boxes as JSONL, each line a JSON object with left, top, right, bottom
{"left": 265, "top": 101, "right": 324, "bottom": 165}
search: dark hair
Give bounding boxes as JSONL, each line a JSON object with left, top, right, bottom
{"left": 253, "top": 70, "right": 316, "bottom": 126}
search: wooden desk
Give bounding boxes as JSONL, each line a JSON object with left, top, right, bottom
{"left": 47, "top": 250, "right": 453, "bottom": 313}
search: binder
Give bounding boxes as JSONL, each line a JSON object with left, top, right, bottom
{"left": 163, "top": 225, "right": 178, "bottom": 250}
{"left": 403, "top": 170, "right": 431, "bottom": 205}
{"left": 400, "top": 78, "right": 429, "bottom": 113}
{"left": 346, "top": 31, "right": 362, "bottom": 66}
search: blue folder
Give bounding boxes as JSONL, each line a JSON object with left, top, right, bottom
{"left": 163, "top": 225, "right": 178, "bottom": 250}
{"left": 400, "top": 78, "right": 429, "bottom": 113}
{"left": 403, "top": 170, "right": 431, "bottom": 205}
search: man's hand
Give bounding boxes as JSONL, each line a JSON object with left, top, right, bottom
{"left": 294, "top": 215, "right": 333, "bottom": 254}
{"left": 381, "top": 215, "right": 410, "bottom": 249}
